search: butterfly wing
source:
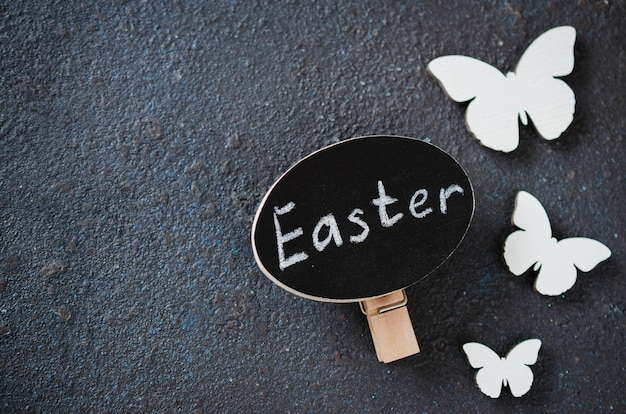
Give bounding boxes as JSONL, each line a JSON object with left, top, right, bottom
{"left": 511, "top": 191, "right": 552, "bottom": 236}
{"left": 503, "top": 191, "right": 552, "bottom": 275}
{"left": 522, "top": 77, "right": 575, "bottom": 140}
{"left": 428, "top": 56, "right": 506, "bottom": 102}
{"left": 534, "top": 253, "right": 577, "bottom": 296}
{"left": 428, "top": 56, "right": 521, "bottom": 152}
{"left": 505, "top": 365, "right": 535, "bottom": 397}
{"left": 506, "top": 338, "right": 542, "bottom": 366}
{"left": 515, "top": 26, "right": 577, "bottom": 140}
{"left": 503, "top": 230, "right": 542, "bottom": 276}
{"left": 463, "top": 342, "right": 501, "bottom": 369}
{"left": 504, "top": 339, "right": 542, "bottom": 397}
{"left": 535, "top": 238, "right": 611, "bottom": 295}
{"left": 462, "top": 342, "right": 504, "bottom": 398}
{"left": 559, "top": 237, "right": 611, "bottom": 272}
{"left": 465, "top": 91, "right": 521, "bottom": 152}
{"left": 475, "top": 365, "right": 506, "bottom": 399}
{"left": 516, "top": 26, "right": 576, "bottom": 79}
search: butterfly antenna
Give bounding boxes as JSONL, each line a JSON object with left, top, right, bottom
{"left": 519, "top": 111, "right": 529, "bottom": 125}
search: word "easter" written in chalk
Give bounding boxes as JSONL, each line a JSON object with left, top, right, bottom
{"left": 273, "top": 180, "right": 465, "bottom": 270}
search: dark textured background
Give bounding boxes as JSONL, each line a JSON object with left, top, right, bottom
{"left": 1, "top": 1, "right": 624, "bottom": 412}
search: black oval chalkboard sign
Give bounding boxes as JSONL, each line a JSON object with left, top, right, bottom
{"left": 252, "top": 136, "right": 474, "bottom": 302}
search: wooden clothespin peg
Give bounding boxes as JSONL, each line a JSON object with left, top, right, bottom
{"left": 360, "top": 289, "right": 419, "bottom": 363}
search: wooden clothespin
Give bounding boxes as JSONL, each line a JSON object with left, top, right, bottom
{"left": 360, "top": 289, "right": 419, "bottom": 363}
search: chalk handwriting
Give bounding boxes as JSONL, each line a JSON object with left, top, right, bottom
{"left": 274, "top": 202, "right": 309, "bottom": 270}
{"left": 372, "top": 180, "right": 404, "bottom": 228}
{"left": 274, "top": 180, "right": 466, "bottom": 270}
{"left": 313, "top": 213, "right": 344, "bottom": 252}
{"left": 440, "top": 184, "right": 464, "bottom": 214}
{"left": 409, "top": 189, "right": 432, "bottom": 219}
{"left": 348, "top": 208, "right": 369, "bottom": 243}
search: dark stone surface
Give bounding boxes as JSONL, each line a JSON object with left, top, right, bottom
{"left": 1, "top": 1, "right": 623, "bottom": 412}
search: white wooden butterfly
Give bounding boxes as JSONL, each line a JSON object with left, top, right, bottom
{"left": 463, "top": 339, "right": 542, "bottom": 398}
{"left": 428, "top": 26, "right": 576, "bottom": 152}
{"left": 503, "top": 191, "right": 611, "bottom": 296}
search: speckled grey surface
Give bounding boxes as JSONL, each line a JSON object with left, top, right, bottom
{"left": 1, "top": 1, "right": 624, "bottom": 412}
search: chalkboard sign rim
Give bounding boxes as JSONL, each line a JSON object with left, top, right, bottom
{"left": 251, "top": 135, "right": 475, "bottom": 303}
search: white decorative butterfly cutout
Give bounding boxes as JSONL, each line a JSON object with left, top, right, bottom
{"left": 503, "top": 191, "right": 611, "bottom": 296}
{"left": 427, "top": 26, "right": 576, "bottom": 152}
{"left": 463, "top": 339, "right": 542, "bottom": 398}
